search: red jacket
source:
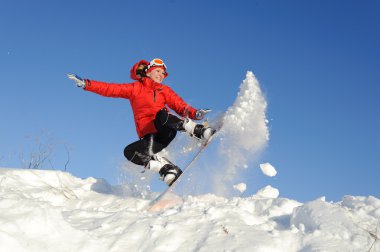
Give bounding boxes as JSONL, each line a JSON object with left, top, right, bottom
{"left": 84, "top": 77, "right": 198, "bottom": 138}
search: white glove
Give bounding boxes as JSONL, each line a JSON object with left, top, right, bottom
{"left": 67, "top": 73, "right": 86, "bottom": 88}
{"left": 196, "top": 109, "right": 211, "bottom": 120}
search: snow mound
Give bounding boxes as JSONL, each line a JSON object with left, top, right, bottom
{"left": 1, "top": 168, "right": 379, "bottom": 252}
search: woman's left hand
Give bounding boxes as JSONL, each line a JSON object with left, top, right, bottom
{"left": 196, "top": 109, "right": 212, "bottom": 120}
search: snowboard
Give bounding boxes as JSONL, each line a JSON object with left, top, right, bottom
{"left": 148, "top": 117, "right": 224, "bottom": 212}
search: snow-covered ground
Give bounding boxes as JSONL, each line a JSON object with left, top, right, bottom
{"left": 0, "top": 168, "right": 379, "bottom": 252}
{"left": 1, "top": 72, "right": 379, "bottom": 251}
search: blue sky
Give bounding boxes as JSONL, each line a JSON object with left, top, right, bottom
{"left": 1, "top": 0, "right": 379, "bottom": 202}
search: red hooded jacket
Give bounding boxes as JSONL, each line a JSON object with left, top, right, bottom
{"left": 84, "top": 61, "right": 198, "bottom": 139}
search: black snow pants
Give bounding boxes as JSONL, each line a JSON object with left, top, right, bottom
{"left": 123, "top": 109, "right": 184, "bottom": 166}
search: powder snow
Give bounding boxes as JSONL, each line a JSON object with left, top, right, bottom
{"left": 0, "top": 72, "right": 379, "bottom": 252}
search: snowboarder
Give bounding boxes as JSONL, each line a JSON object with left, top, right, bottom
{"left": 68, "top": 58, "right": 215, "bottom": 186}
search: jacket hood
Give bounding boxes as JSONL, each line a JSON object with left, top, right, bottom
{"left": 130, "top": 60, "right": 150, "bottom": 81}
{"left": 130, "top": 59, "right": 169, "bottom": 81}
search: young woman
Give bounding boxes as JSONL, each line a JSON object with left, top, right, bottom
{"left": 68, "top": 58, "right": 215, "bottom": 186}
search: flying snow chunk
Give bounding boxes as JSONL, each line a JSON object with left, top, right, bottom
{"left": 260, "top": 162, "right": 277, "bottom": 177}
{"left": 233, "top": 183, "right": 247, "bottom": 193}
{"left": 256, "top": 185, "right": 279, "bottom": 198}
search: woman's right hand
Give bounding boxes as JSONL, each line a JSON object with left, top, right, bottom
{"left": 67, "top": 73, "right": 86, "bottom": 88}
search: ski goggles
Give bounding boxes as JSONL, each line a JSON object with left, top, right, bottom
{"left": 147, "top": 58, "right": 167, "bottom": 70}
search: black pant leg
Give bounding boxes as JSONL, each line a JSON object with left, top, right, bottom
{"left": 124, "top": 130, "right": 177, "bottom": 166}
{"left": 155, "top": 109, "right": 184, "bottom": 131}
{"left": 124, "top": 137, "right": 152, "bottom": 166}
{"left": 124, "top": 109, "right": 183, "bottom": 166}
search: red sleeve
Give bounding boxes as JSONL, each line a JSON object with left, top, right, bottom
{"left": 84, "top": 80, "right": 134, "bottom": 99}
{"left": 163, "top": 86, "right": 198, "bottom": 119}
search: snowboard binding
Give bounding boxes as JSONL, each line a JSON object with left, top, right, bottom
{"left": 159, "top": 164, "right": 183, "bottom": 186}
{"left": 183, "top": 118, "right": 216, "bottom": 141}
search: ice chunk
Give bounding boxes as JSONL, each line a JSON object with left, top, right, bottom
{"left": 260, "top": 162, "right": 277, "bottom": 177}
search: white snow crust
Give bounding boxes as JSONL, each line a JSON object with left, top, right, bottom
{"left": 0, "top": 168, "right": 379, "bottom": 252}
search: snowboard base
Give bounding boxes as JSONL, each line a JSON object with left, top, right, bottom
{"left": 147, "top": 115, "right": 224, "bottom": 212}
{"left": 148, "top": 192, "right": 183, "bottom": 212}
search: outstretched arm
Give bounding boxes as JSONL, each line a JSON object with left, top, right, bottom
{"left": 67, "top": 73, "right": 134, "bottom": 99}
{"left": 84, "top": 79, "right": 134, "bottom": 99}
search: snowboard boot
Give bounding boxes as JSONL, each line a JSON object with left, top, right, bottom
{"left": 183, "top": 118, "right": 216, "bottom": 141}
{"left": 145, "top": 154, "right": 171, "bottom": 172}
{"left": 159, "top": 164, "right": 183, "bottom": 186}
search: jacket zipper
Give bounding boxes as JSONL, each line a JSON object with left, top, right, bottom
{"left": 153, "top": 90, "right": 156, "bottom": 102}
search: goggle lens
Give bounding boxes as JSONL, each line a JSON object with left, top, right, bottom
{"left": 148, "top": 58, "right": 167, "bottom": 70}
{"left": 153, "top": 59, "right": 164, "bottom": 65}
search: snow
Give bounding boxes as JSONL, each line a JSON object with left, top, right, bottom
{"left": 256, "top": 185, "right": 280, "bottom": 199}
{"left": 0, "top": 168, "right": 379, "bottom": 252}
{"left": 233, "top": 183, "right": 247, "bottom": 193}
{"left": 1, "top": 72, "right": 379, "bottom": 251}
{"left": 220, "top": 71, "right": 269, "bottom": 174}
{"left": 183, "top": 71, "right": 270, "bottom": 196}
{"left": 260, "top": 162, "right": 277, "bottom": 177}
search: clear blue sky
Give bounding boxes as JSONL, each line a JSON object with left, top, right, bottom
{"left": 1, "top": 0, "right": 379, "bottom": 202}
